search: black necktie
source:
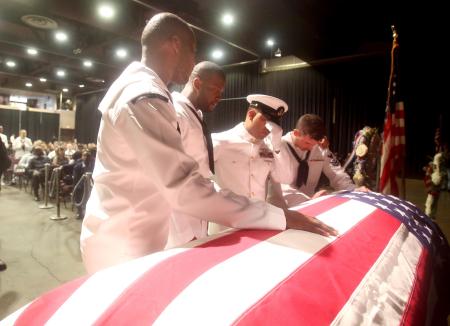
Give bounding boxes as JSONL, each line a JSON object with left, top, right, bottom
{"left": 187, "top": 105, "right": 215, "bottom": 174}
{"left": 287, "top": 144, "right": 310, "bottom": 187}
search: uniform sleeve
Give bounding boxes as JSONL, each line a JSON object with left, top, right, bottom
{"left": 119, "top": 97, "right": 286, "bottom": 230}
{"left": 270, "top": 140, "right": 297, "bottom": 184}
{"left": 266, "top": 179, "right": 288, "bottom": 209}
{"left": 322, "top": 149, "right": 356, "bottom": 191}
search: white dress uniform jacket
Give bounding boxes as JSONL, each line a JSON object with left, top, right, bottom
{"left": 81, "top": 62, "right": 286, "bottom": 274}
{"left": 168, "top": 92, "right": 210, "bottom": 247}
{"left": 0, "top": 133, "right": 8, "bottom": 149}
{"left": 212, "top": 123, "right": 295, "bottom": 201}
{"left": 12, "top": 136, "right": 32, "bottom": 160}
{"left": 273, "top": 133, "right": 355, "bottom": 207}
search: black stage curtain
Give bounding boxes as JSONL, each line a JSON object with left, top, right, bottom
{"left": 205, "top": 56, "right": 387, "bottom": 163}
{"left": 0, "top": 108, "right": 59, "bottom": 142}
{"left": 75, "top": 92, "right": 104, "bottom": 144}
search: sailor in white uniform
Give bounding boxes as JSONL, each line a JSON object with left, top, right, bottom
{"left": 210, "top": 94, "right": 299, "bottom": 233}
{"left": 269, "top": 114, "right": 361, "bottom": 208}
{"left": 169, "top": 61, "right": 225, "bottom": 247}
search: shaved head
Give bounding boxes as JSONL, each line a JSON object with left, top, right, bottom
{"left": 189, "top": 61, "right": 225, "bottom": 82}
{"left": 141, "top": 13, "right": 194, "bottom": 49}
{"left": 141, "top": 12, "right": 196, "bottom": 85}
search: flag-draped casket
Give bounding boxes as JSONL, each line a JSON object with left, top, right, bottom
{"left": 3, "top": 192, "right": 449, "bottom": 325}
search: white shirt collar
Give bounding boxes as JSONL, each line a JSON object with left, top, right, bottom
{"left": 236, "top": 122, "right": 261, "bottom": 144}
{"left": 172, "top": 91, "right": 203, "bottom": 120}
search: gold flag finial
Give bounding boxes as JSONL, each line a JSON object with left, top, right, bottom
{"left": 391, "top": 25, "right": 398, "bottom": 40}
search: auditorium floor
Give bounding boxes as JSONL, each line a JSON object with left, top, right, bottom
{"left": 0, "top": 179, "right": 449, "bottom": 320}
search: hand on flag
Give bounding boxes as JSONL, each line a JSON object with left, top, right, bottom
{"left": 284, "top": 209, "right": 338, "bottom": 237}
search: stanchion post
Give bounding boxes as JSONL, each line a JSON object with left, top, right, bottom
{"left": 50, "top": 167, "right": 67, "bottom": 220}
{"left": 39, "top": 163, "right": 54, "bottom": 209}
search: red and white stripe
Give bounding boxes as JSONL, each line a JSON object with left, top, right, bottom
{"left": 2, "top": 195, "right": 431, "bottom": 326}
{"left": 380, "top": 101, "right": 405, "bottom": 196}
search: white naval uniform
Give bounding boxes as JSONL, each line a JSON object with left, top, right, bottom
{"left": 271, "top": 132, "right": 355, "bottom": 207}
{"left": 210, "top": 123, "right": 295, "bottom": 233}
{"left": 81, "top": 62, "right": 286, "bottom": 274}
{"left": 168, "top": 92, "right": 210, "bottom": 247}
{"left": 0, "top": 133, "right": 9, "bottom": 149}
{"left": 12, "top": 136, "right": 32, "bottom": 160}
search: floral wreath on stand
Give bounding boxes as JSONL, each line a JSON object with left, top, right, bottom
{"left": 344, "top": 126, "right": 381, "bottom": 190}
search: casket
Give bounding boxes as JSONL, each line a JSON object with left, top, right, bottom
{"left": 2, "top": 192, "right": 449, "bottom": 325}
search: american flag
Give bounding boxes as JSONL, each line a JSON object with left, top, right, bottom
{"left": 379, "top": 27, "right": 406, "bottom": 196}
{"left": 3, "top": 192, "right": 449, "bottom": 326}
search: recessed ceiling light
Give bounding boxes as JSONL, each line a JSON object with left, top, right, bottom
{"left": 266, "top": 39, "right": 275, "bottom": 47}
{"left": 115, "top": 48, "right": 127, "bottom": 58}
{"left": 83, "top": 60, "right": 93, "bottom": 67}
{"left": 39, "top": 77, "right": 47, "bottom": 82}
{"left": 98, "top": 3, "right": 115, "bottom": 19}
{"left": 55, "top": 31, "right": 68, "bottom": 42}
{"left": 211, "top": 49, "right": 224, "bottom": 60}
{"left": 62, "top": 88, "right": 69, "bottom": 92}
{"left": 56, "top": 69, "right": 66, "bottom": 77}
{"left": 25, "top": 82, "right": 33, "bottom": 87}
{"left": 222, "top": 13, "right": 234, "bottom": 26}
{"left": 6, "top": 60, "right": 16, "bottom": 67}
{"left": 27, "top": 48, "right": 38, "bottom": 55}
{"left": 78, "top": 84, "right": 85, "bottom": 88}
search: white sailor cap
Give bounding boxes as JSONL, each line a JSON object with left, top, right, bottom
{"left": 246, "top": 94, "right": 288, "bottom": 124}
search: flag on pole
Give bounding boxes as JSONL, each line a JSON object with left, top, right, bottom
{"left": 379, "top": 26, "right": 406, "bottom": 196}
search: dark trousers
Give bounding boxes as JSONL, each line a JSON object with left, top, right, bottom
{"left": 31, "top": 170, "right": 45, "bottom": 197}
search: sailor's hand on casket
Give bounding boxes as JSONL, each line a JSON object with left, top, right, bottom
{"left": 285, "top": 209, "right": 338, "bottom": 237}
{"left": 311, "top": 189, "right": 329, "bottom": 199}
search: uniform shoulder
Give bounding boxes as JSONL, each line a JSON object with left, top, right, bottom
{"left": 131, "top": 92, "right": 169, "bottom": 105}
{"left": 320, "top": 148, "right": 341, "bottom": 166}
{"left": 212, "top": 127, "right": 239, "bottom": 144}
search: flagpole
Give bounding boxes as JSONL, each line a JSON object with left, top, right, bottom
{"left": 390, "top": 26, "right": 406, "bottom": 200}
{"left": 388, "top": 25, "right": 406, "bottom": 199}
{"left": 380, "top": 25, "right": 406, "bottom": 197}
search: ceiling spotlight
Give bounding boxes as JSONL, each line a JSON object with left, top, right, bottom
{"left": 115, "top": 48, "right": 128, "bottom": 58}
{"left": 55, "top": 31, "right": 68, "bottom": 42}
{"left": 27, "top": 48, "right": 38, "bottom": 56}
{"left": 274, "top": 48, "right": 282, "bottom": 57}
{"left": 222, "top": 13, "right": 234, "bottom": 26}
{"left": 62, "top": 88, "right": 69, "bottom": 92}
{"left": 83, "top": 60, "right": 93, "bottom": 67}
{"left": 211, "top": 49, "right": 224, "bottom": 60}
{"left": 56, "top": 69, "right": 66, "bottom": 77}
{"left": 5, "top": 60, "right": 16, "bottom": 67}
{"left": 25, "top": 82, "right": 33, "bottom": 87}
{"left": 39, "top": 77, "right": 47, "bottom": 82}
{"left": 266, "top": 39, "right": 275, "bottom": 47}
{"left": 98, "top": 3, "right": 115, "bottom": 19}
{"left": 78, "top": 84, "right": 85, "bottom": 88}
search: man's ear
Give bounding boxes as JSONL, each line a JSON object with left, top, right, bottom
{"left": 247, "top": 108, "right": 257, "bottom": 121}
{"left": 293, "top": 129, "right": 301, "bottom": 137}
{"left": 170, "top": 35, "right": 182, "bottom": 55}
{"left": 192, "top": 77, "right": 202, "bottom": 91}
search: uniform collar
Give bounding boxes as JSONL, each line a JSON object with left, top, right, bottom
{"left": 172, "top": 92, "right": 203, "bottom": 120}
{"left": 98, "top": 61, "right": 172, "bottom": 114}
{"left": 236, "top": 122, "right": 261, "bottom": 144}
